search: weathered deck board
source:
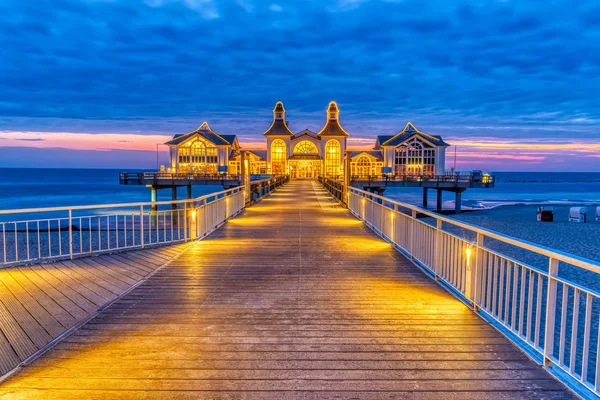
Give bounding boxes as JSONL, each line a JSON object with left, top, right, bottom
{"left": 0, "top": 181, "right": 576, "bottom": 399}
{"left": 0, "top": 244, "right": 191, "bottom": 377}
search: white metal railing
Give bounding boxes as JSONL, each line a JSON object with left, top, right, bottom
{"left": 0, "top": 187, "right": 245, "bottom": 267}
{"left": 344, "top": 185, "right": 600, "bottom": 398}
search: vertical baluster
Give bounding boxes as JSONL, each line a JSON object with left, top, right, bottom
{"left": 511, "top": 262, "right": 519, "bottom": 330}
{"left": 124, "top": 214, "right": 127, "bottom": 247}
{"left": 79, "top": 217, "right": 83, "bottom": 254}
{"left": 97, "top": 216, "right": 101, "bottom": 251}
{"left": 25, "top": 221, "right": 30, "bottom": 261}
{"left": 498, "top": 258, "right": 505, "bottom": 321}
{"left": 14, "top": 222, "right": 19, "bottom": 261}
{"left": 57, "top": 219, "right": 61, "bottom": 256}
{"left": 88, "top": 217, "right": 92, "bottom": 252}
{"left": 68, "top": 210, "right": 73, "bottom": 259}
{"left": 581, "top": 293, "right": 592, "bottom": 382}
{"left": 2, "top": 223, "right": 6, "bottom": 264}
{"left": 48, "top": 220, "right": 51, "bottom": 257}
{"left": 37, "top": 221, "right": 41, "bottom": 260}
{"left": 569, "top": 289, "right": 580, "bottom": 374}
{"left": 518, "top": 266, "right": 526, "bottom": 336}
{"left": 486, "top": 253, "right": 493, "bottom": 311}
{"left": 544, "top": 258, "right": 559, "bottom": 365}
{"left": 115, "top": 215, "right": 119, "bottom": 248}
{"left": 558, "top": 285, "right": 569, "bottom": 365}
{"left": 140, "top": 205, "right": 144, "bottom": 248}
{"left": 183, "top": 202, "right": 188, "bottom": 241}
{"left": 107, "top": 216, "right": 111, "bottom": 249}
{"left": 534, "top": 274, "right": 543, "bottom": 350}
{"left": 526, "top": 270, "right": 534, "bottom": 343}
{"left": 163, "top": 210, "right": 166, "bottom": 243}
{"left": 492, "top": 256, "right": 499, "bottom": 316}
{"left": 595, "top": 320, "right": 600, "bottom": 392}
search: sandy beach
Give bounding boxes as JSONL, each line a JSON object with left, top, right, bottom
{"left": 451, "top": 204, "right": 600, "bottom": 263}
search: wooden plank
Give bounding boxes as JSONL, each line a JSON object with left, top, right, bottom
{"left": 0, "top": 272, "right": 64, "bottom": 338}
{"left": 5, "top": 269, "right": 77, "bottom": 329}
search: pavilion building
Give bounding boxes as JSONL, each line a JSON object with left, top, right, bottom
{"left": 165, "top": 101, "right": 449, "bottom": 179}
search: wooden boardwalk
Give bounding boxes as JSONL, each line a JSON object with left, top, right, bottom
{"left": 0, "top": 181, "right": 575, "bottom": 399}
{"left": 0, "top": 244, "right": 191, "bottom": 378}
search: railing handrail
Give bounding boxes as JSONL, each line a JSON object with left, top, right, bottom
{"left": 0, "top": 186, "right": 244, "bottom": 216}
{"left": 348, "top": 185, "right": 600, "bottom": 273}
{"left": 318, "top": 176, "right": 599, "bottom": 274}
{"left": 325, "top": 177, "right": 600, "bottom": 398}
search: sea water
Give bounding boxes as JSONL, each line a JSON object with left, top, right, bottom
{"left": 383, "top": 171, "right": 600, "bottom": 209}
{"left": 2, "top": 169, "right": 599, "bottom": 211}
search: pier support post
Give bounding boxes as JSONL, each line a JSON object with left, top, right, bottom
{"left": 436, "top": 190, "right": 443, "bottom": 211}
{"left": 455, "top": 191, "right": 462, "bottom": 214}
{"left": 187, "top": 185, "right": 192, "bottom": 199}
{"left": 171, "top": 186, "right": 177, "bottom": 210}
{"left": 150, "top": 187, "right": 158, "bottom": 212}
{"left": 423, "top": 188, "right": 428, "bottom": 208}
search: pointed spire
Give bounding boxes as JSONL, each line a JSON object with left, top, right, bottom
{"left": 273, "top": 101, "right": 285, "bottom": 120}
{"left": 263, "top": 100, "right": 294, "bottom": 136}
{"left": 327, "top": 101, "right": 339, "bottom": 121}
{"left": 318, "top": 101, "right": 348, "bottom": 137}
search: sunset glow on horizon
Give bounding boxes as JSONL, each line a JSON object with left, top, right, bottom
{"left": 1, "top": 0, "right": 598, "bottom": 170}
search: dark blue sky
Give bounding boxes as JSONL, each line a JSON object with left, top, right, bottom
{"left": 1, "top": 0, "right": 599, "bottom": 170}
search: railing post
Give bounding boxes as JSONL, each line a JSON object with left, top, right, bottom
{"left": 68, "top": 209, "right": 73, "bottom": 259}
{"left": 434, "top": 218, "right": 442, "bottom": 279}
{"left": 544, "top": 257, "right": 559, "bottom": 366}
{"left": 410, "top": 209, "right": 417, "bottom": 259}
{"left": 183, "top": 201, "right": 188, "bottom": 241}
{"left": 472, "top": 232, "right": 484, "bottom": 305}
{"left": 140, "top": 205, "right": 145, "bottom": 248}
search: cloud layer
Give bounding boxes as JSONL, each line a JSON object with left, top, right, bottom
{"left": 0, "top": 0, "right": 599, "bottom": 170}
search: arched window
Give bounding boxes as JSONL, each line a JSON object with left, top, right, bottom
{"left": 271, "top": 139, "right": 286, "bottom": 175}
{"left": 354, "top": 156, "right": 371, "bottom": 177}
{"left": 325, "top": 140, "right": 340, "bottom": 177}
{"left": 178, "top": 138, "right": 217, "bottom": 174}
{"left": 293, "top": 141, "right": 318, "bottom": 154}
{"left": 393, "top": 138, "right": 435, "bottom": 177}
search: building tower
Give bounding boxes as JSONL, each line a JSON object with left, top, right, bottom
{"left": 318, "top": 101, "right": 348, "bottom": 177}
{"left": 263, "top": 101, "right": 294, "bottom": 175}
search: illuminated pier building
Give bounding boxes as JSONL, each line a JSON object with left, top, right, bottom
{"left": 165, "top": 100, "right": 449, "bottom": 179}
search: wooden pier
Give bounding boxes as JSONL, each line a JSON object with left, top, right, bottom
{"left": 0, "top": 180, "right": 575, "bottom": 399}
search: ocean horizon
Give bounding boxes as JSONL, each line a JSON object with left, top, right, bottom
{"left": 1, "top": 168, "right": 599, "bottom": 211}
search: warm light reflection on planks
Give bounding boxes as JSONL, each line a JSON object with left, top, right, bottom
{"left": 0, "top": 181, "right": 575, "bottom": 399}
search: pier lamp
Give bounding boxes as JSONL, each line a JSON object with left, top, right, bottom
{"left": 465, "top": 247, "right": 472, "bottom": 267}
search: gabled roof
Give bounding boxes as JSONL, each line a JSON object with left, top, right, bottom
{"left": 293, "top": 129, "right": 320, "bottom": 140}
{"left": 350, "top": 150, "right": 383, "bottom": 161}
{"left": 263, "top": 101, "right": 294, "bottom": 136}
{"left": 379, "top": 122, "right": 450, "bottom": 147}
{"left": 230, "top": 149, "right": 267, "bottom": 161}
{"left": 318, "top": 101, "right": 349, "bottom": 137}
{"left": 165, "top": 121, "right": 237, "bottom": 146}
{"left": 247, "top": 149, "right": 267, "bottom": 160}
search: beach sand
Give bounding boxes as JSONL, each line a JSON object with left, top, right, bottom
{"left": 450, "top": 205, "right": 600, "bottom": 263}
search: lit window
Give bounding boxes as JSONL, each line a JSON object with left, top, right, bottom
{"left": 325, "top": 140, "right": 340, "bottom": 177}
{"left": 271, "top": 139, "right": 286, "bottom": 175}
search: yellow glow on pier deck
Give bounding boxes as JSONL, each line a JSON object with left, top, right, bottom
{"left": 0, "top": 181, "right": 574, "bottom": 399}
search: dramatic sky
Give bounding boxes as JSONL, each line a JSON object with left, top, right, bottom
{"left": 1, "top": 0, "right": 599, "bottom": 170}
